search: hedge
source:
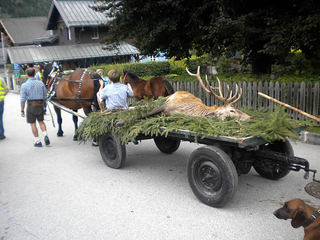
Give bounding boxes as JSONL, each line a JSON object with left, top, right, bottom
{"left": 90, "top": 61, "right": 171, "bottom": 77}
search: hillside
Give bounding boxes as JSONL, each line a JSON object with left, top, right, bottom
{"left": 0, "top": 0, "right": 51, "bottom": 18}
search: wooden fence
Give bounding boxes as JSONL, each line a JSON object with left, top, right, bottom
{"left": 170, "top": 81, "right": 320, "bottom": 121}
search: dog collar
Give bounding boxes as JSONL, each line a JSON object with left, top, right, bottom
{"left": 303, "top": 210, "right": 320, "bottom": 227}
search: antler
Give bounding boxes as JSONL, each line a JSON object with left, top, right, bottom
{"left": 186, "top": 66, "right": 243, "bottom": 105}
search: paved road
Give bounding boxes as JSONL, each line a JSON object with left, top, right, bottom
{"left": 1, "top": 92, "right": 320, "bottom": 240}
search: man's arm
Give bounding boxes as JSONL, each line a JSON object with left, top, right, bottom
{"left": 99, "top": 87, "right": 108, "bottom": 101}
{"left": 20, "top": 84, "right": 26, "bottom": 117}
{"left": 127, "top": 83, "right": 134, "bottom": 97}
{"left": 20, "top": 102, "right": 25, "bottom": 117}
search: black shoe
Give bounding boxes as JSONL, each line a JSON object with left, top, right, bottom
{"left": 44, "top": 136, "right": 50, "bottom": 145}
{"left": 0, "top": 135, "right": 5, "bottom": 140}
{"left": 34, "top": 141, "right": 42, "bottom": 147}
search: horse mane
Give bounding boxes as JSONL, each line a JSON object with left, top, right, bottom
{"left": 124, "top": 70, "right": 142, "bottom": 82}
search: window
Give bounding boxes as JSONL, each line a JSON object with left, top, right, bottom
{"left": 92, "top": 27, "right": 99, "bottom": 39}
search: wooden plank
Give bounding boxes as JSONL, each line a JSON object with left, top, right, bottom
{"left": 306, "top": 82, "right": 312, "bottom": 115}
{"left": 313, "top": 82, "right": 320, "bottom": 117}
{"left": 300, "top": 81, "right": 306, "bottom": 120}
{"left": 241, "top": 82, "right": 246, "bottom": 108}
{"left": 293, "top": 82, "right": 299, "bottom": 120}
{"left": 190, "top": 81, "right": 195, "bottom": 97}
{"left": 269, "top": 81, "right": 274, "bottom": 111}
{"left": 247, "top": 81, "right": 252, "bottom": 108}
{"left": 287, "top": 82, "right": 293, "bottom": 118}
{"left": 274, "top": 81, "right": 280, "bottom": 100}
{"left": 252, "top": 81, "right": 257, "bottom": 110}
{"left": 257, "top": 81, "right": 263, "bottom": 108}
{"left": 263, "top": 81, "right": 269, "bottom": 108}
{"left": 280, "top": 82, "right": 287, "bottom": 114}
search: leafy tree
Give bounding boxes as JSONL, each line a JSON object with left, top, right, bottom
{"left": 0, "top": 0, "right": 51, "bottom": 18}
{"left": 96, "top": 0, "right": 320, "bottom": 74}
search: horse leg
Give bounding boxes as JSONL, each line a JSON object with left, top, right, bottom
{"left": 72, "top": 110, "right": 78, "bottom": 141}
{"left": 54, "top": 106, "right": 64, "bottom": 137}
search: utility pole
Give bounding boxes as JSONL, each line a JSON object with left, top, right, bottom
{"left": 1, "top": 32, "right": 7, "bottom": 85}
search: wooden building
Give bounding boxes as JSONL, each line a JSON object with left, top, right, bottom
{"left": 0, "top": 0, "right": 139, "bottom": 69}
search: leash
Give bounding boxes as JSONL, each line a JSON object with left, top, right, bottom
{"left": 46, "top": 101, "right": 55, "bottom": 128}
{"left": 303, "top": 210, "right": 320, "bottom": 227}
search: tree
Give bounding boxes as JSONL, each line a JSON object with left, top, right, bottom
{"left": 0, "top": 0, "right": 51, "bottom": 18}
{"left": 97, "top": 0, "right": 320, "bottom": 74}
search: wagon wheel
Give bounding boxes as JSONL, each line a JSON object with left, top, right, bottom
{"left": 99, "top": 133, "right": 126, "bottom": 169}
{"left": 154, "top": 136, "right": 180, "bottom": 154}
{"left": 253, "top": 139, "right": 293, "bottom": 180}
{"left": 187, "top": 146, "right": 238, "bottom": 208}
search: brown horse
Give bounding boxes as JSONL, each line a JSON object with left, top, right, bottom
{"left": 122, "top": 70, "right": 174, "bottom": 100}
{"left": 42, "top": 65, "right": 100, "bottom": 140}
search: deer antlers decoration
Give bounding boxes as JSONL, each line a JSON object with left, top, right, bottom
{"left": 186, "top": 66, "right": 243, "bottom": 105}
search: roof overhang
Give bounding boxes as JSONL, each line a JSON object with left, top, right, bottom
{"left": 6, "top": 42, "right": 140, "bottom": 64}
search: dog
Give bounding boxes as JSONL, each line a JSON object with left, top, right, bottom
{"left": 274, "top": 198, "right": 320, "bottom": 240}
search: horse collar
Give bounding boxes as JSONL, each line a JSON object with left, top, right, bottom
{"left": 78, "top": 69, "right": 87, "bottom": 98}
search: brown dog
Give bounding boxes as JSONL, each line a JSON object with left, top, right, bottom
{"left": 274, "top": 198, "right": 320, "bottom": 240}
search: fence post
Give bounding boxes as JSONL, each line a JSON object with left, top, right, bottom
{"left": 313, "top": 82, "right": 319, "bottom": 118}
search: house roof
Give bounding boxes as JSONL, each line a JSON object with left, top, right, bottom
{"left": 0, "top": 17, "right": 56, "bottom": 45}
{"left": 47, "top": 0, "right": 111, "bottom": 29}
{"left": 6, "top": 42, "right": 140, "bottom": 64}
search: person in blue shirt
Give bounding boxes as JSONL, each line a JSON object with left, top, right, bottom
{"left": 96, "top": 69, "right": 111, "bottom": 91}
{"left": 20, "top": 68, "right": 50, "bottom": 147}
{"left": 34, "top": 65, "right": 42, "bottom": 81}
{"left": 97, "top": 69, "right": 133, "bottom": 111}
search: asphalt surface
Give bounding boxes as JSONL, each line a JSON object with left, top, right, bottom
{"left": 1, "top": 92, "right": 320, "bottom": 240}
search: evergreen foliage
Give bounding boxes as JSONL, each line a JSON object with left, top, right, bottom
{"left": 77, "top": 98, "right": 311, "bottom": 144}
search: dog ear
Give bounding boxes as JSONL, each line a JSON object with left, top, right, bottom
{"left": 291, "top": 209, "right": 306, "bottom": 228}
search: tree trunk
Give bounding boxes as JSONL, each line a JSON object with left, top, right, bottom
{"left": 251, "top": 52, "right": 272, "bottom": 74}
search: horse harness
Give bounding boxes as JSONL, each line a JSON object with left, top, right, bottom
{"left": 77, "top": 69, "right": 87, "bottom": 99}
{"left": 49, "top": 69, "right": 97, "bottom": 103}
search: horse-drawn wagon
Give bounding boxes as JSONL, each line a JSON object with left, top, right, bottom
{"left": 44, "top": 64, "right": 318, "bottom": 207}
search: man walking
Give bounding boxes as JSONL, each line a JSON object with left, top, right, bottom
{"left": 0, "top": 76, "right": 9, "bottom": 140}
{"left": 20, "top": 68, "right": 50, "bottom": 147}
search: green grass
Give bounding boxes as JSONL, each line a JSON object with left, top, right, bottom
{"left": 306, "top": 126, "right": 320, "bottom": 134}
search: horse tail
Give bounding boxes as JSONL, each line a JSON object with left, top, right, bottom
{"left": 162, "top": 79, "right": 175, "bottom": 96}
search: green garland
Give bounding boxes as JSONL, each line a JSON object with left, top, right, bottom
{"left": 77, "top": 97, "right": 312, "bottom": 144}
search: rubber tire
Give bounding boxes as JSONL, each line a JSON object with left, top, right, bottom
{"left": 99, "top": 133, "right": 126, "bottom": 169}
{"left": 154, "top": 136, "right": 180, "bottom": 154}
{"left": 187, "top": 146, "right": 238, "bottom": 208}
{"left": 253, "top": 139, "right": 293, "bottom": 180}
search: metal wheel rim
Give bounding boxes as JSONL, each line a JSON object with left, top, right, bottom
{"left": 195, "top": 159, "right": 222, "bottom": 192}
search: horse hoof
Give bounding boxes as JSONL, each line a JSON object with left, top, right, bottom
{"left": 73, "top": 135, "right": 78, "bottom": 141}
{"left": 57, "top": 132, "right": 63, "bottom": 137}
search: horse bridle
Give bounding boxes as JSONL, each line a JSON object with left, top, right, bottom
{"left": 122, "top": 73, "right": 128, "bottom": 84}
